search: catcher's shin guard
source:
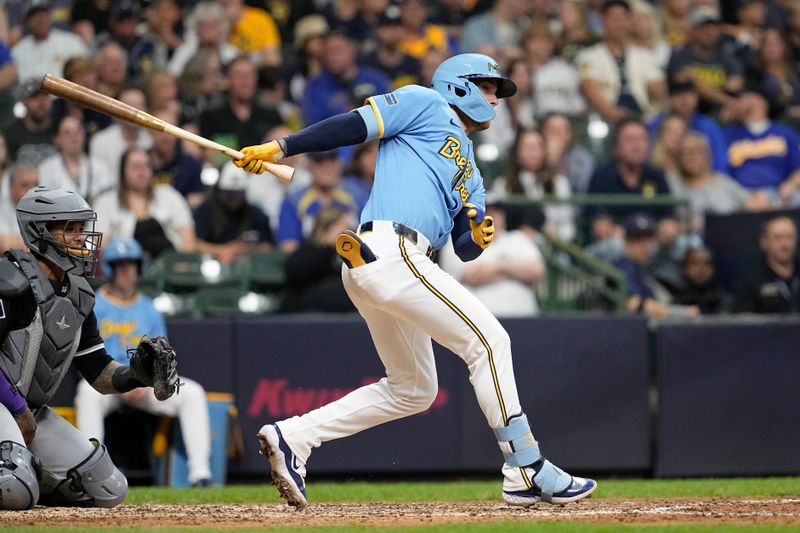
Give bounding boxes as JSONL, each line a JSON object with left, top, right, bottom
{"left": 0, "top": 441, "right": 40, "bottom": 510}
{"left": 258, "top": 424, "right": 307, "bottom": 509}
{"left": 495, "top": 414, "right": 596, "bottom": 506}
{"left": 52, "top": 440, "right": 128, "bottom": 508}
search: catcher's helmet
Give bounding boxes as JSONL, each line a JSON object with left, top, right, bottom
{"left": 432, "top": 53, "right": 517, "bottom": 123}
{"left": 101, "top": 237, "right": 143, "bottom": 280}
{"left": 15, "top": 186, "right": 103, "bottom": 277}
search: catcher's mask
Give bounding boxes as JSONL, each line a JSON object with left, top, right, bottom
{"left": 16, "top": 186, "right": 103, "bottom": 277}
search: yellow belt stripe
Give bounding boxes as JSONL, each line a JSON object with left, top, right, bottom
{"left": 398, "top": 235, "right": 508, "bottom": 424}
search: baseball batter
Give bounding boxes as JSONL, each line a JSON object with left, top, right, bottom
{"left": 235, "top": 53, "right": 596, "bottom": 509}
{"left": 0, "top": 186, "right": 180, "bottom": 510}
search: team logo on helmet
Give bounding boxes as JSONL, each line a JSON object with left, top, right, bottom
{"left": 488, "top": 62, "right": 500, "bottom": 73}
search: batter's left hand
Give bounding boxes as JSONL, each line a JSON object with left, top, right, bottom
{"left": 465, "top": 203, "right": 495, "bottom": 249}
{"left": 234, "top": 140, "right": 285, "bottom": 175}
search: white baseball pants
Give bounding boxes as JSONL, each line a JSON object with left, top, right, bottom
{"left": 75, "top": 378, "right": 212, "bottom": 484}
{"left": 277, "top": 221, "right": 524, "bottom": 470}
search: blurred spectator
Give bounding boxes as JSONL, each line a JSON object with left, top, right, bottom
{"left": 647, "top": 78, "right": 729, "bottom": 174}
{"left": 0, "top": 31, "right": 17, "bottom": 94}
{"left": 258, "top": 65, "right": 302, "bottom": 131}
{"left": 95, "top": 0, "right": 163, "bottom": 83}
{"left": 95, "top": 42, "right": 129, "bottom": 98}
{"left": 0, "top": 164, "right": 38, "bottom": 252}
{"left": 576, "top": 0, "right": 665, "bottom": 122}
{"left": 540, "top": 112, "right": 596, "bottom": 194}
{"left": 429, "top": 0, "right": 471, "bottom": 40}
{"left": 650, "top": 113, "right": 688, "bottom": 180}
{"left": 141, "top": 70, "right": 180, "bottom": 117}
{"left": 176, "top": 48, "right": 223, "bottom": 125}
{"left": 556, "top": 0, "right": 596, "bottom": 63}
{"left": 724, "top": 85, "right": 800, "bottom": 205}
{"left": 302, "top": 31, "right": 389, "bottom": 125}
{"left": 90, "top": 87, "right": 154, "bottom": 184}
{"left": 277, "top": 150, "right": 361, "bottom": 253}
{"left": 288, "top": 14, "right": 329, "bottom": 104}
{"left": 723, "top": 0, "right": 767, "bottom": 67}
{"left": 52, "top": 57, "right": 112, "bottom": 138}
{"left": 492, "top": 129, "right": 576, "bottom": 242}
{"left": 38, "top": 116, "right": 114, "bottom": 204}
{"left": 94, "top": 147, "right": 196, "bottom": 259}
{"left": 322, "top": 0, "right": 388, "bottom": 42}
{"left": 587, "top": 118, "right": 673, "bottom": 219}
{"left": 149, "top": 107, "right": 205, "bottom": 209}
{"left": 4, "top": 79, "right": 57, "bottom": 166}
{"left": 146, "top": 0, "right": 185, "bottom": 62}
{"left": 750, "top": 28, "right": 800, "bottom": 120}
{"left": 476, "top": 59, "right": 535, "bottom": 154}
{"left": 440, "top": 199, "right": 545, "bottom": 317}
{"left": 614, "top": 212, "right": 700, "bottom": 318}
{"left": 459, "top": 0, "right": 529, "bottom": 61}
{"left": 670, "top": 132, "right": 767, "bottom": 227}
{"left": 245, "top": 126, "right": 313, "bottom": 234}
{"left": 168, "top": 2, "right": 240, "bottom": 78}
{"left": 789, "top": 3, "right": 800, "bottom": 66}
{"left": 418, "top": 48, "right": 449, "bottom": 87}
{"left": 630, "top": 0, "right": 671, "bottom": 68}
{"left": 194, "top": 162, "right": 273, "bottom": 263}
{"left": 660, "top": 0, "right": 691, "bottom": 47}
{"left": 667, "top": 6, "right": 743, "bottom": 115}
{"left": 399, "top": 0, "right": 452, "bottom": 59}
{"left": 11, "top": 1, "right": 89, "bottom": 81}
{"left": 281, "top": 206, "right": 355, "bottom": 314}
{"left": 361, "top": 6, "right": 420, "bottom": 90}
{"left": 523, "top": 24, "right": 585, "bottom": 118}
{"left": 71, "top": 0, "right": 112, "bottom": 44}
{"left": 585, "top": 212, "right": 624, "bottom": 263}
{"left": 671, "top": 247, "right": 728, "bottom": 314}
{"left": 199, "top": 56, "right": 283, "bottom": 162}
{"left": 647, "top": 215, "right": 704, "bottom": 293}
{"left": 220, "top": 0, "right": 282, "bottom": 66}
{"left": 75, "top": 237, "right": 213, "bottom": 487}
{"left": 733, "top": 216, "right": 800, "bottom": 313}
{"left": 342, "top": 140, "right": 377, "bottom": 213}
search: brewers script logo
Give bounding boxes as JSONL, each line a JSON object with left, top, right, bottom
{"left": 438, "top": 135, "right": 474, "bottom": 202}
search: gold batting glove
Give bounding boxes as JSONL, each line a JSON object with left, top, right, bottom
{"left": 465, "top": 203, "right": 495, "bottom": 249}
{"left": 233, "top": 139, "right": 286, "bottom": 175}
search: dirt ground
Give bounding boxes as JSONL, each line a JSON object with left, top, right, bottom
{"left": 1, "top": 497, "right": 799, "bottom": 529}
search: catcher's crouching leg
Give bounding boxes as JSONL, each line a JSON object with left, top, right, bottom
{"left": 48, "top": 440, "right": 128, "bottom": 508}
{"left": 0, "top": 440, "right": 40, "bottom": 510}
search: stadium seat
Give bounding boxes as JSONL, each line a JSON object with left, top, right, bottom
{"left": 145, "top": 252, "right": 236, "bottom": 293}
{"left": 233, "top": 250, "right": 287, "bottom": 292}
{"left": 193, "top": 286, "right": 279, "bottom": 317}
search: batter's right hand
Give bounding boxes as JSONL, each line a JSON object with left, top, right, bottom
{"left": 234, "top": 140, "right": 285, "bottom": 175}
{"left": 13, "top": 406, "right": 36, "bottom": 446}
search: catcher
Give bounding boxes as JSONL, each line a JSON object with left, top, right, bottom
{"left": 0, "top": 186, "right": 180, "bottom": 510}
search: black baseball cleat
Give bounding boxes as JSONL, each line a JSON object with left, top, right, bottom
{"left": 258, "top": 424, "right": 308, "bottom": 509}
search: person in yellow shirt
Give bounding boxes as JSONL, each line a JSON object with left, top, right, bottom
{"left": 220, "top": 0, "right": 282, "bottom": 65}
{"left": 399, "top": 0, "right": 450, "bottom": 59}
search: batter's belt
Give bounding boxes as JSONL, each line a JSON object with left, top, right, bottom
{"left": 357, "top": 221, "right": 434, "bottom": 258}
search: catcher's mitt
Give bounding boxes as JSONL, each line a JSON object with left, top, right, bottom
{"left": 129, "top": 335, "right": 180, "bottom": 401}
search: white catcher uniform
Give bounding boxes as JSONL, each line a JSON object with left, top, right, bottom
{"left": 256, "top": 54, "right": 596, "bottom": 508}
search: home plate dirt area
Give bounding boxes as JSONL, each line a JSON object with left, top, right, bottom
{"left": 2, "top": 498, "right": 799, "bottom": 528}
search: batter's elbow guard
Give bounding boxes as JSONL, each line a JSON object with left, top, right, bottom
{"left": 0, "top": 441, "right": 40, "bottom": 510}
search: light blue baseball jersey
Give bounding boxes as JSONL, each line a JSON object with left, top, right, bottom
{"left": 94, "top": 288, "right": 167, "bottom": 364}
{"left": 356, "top": 85, "right": 486, "bottom": 250}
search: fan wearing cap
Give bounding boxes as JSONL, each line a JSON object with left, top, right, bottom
{"left": 614, "top": 212, "right": 700, "bottom": 318}
{"left": 194, "top": 162, "right": 274, "bottom": 263}
{"left": 666, "top": 6, "right": 744, "bottom": 114}
{"left": 233, "top": 53, "right": 596, "bottom": 509}
{"left": 361, "top": 6, "right": 421, "bottom": 90}
{"left": 3, "top": 78, "right": 57, "bottom": 166}
{"left": 94, "top": 0, "right": 162, "bottom": 83}
{"left": 10, "top": 0, "right": 89, "bottom": 82}
{"left": 724, "top": 82, "right": 800, "bottom": 205}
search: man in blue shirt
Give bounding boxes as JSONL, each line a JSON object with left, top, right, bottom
{"left": 235, "top": 53, "right": 596, "bottom": 509}
{"left": 74, "top": 238, "right": 214, "bottom": 487}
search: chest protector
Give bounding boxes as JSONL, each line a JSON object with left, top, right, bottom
{"left": 0, "top": 251, "right": 95, "bottom": 409}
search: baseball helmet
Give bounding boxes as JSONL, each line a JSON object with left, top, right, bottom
{"left": 16, "top": 186, "right": 103, "bottom": 277}
{"left": 101, "top": 237, "right": 143, "bottom": 280}
{"left": 432, "top": 53, "right": 517, "bottom": 123}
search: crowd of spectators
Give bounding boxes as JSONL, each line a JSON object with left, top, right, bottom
{"left": 0, "top": 0, "right": 800, "bottom": 317}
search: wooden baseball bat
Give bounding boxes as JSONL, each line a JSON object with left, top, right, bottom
{"left": 40, "top": 74, "right": 294, "bottom": 184}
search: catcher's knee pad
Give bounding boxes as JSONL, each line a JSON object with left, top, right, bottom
{"left": 57, "top": 440, "right": 128, "bottom": 508}
{"left": 0, "top": 440, "right": 40, "bottom": 510}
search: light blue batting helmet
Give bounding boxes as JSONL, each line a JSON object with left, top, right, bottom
{"left": 432, "top": 53, "right": 517, "bottom": 123}
{"left": 102, "top": 237, "right": 143, "bottom": 280}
